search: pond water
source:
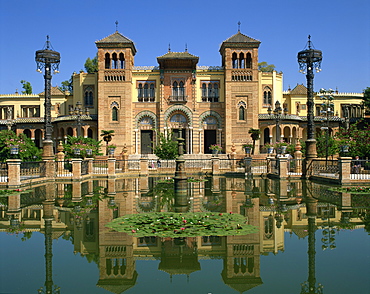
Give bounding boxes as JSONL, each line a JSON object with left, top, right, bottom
{"left": 0, "top": 177, "right": 369, "bottom": 294}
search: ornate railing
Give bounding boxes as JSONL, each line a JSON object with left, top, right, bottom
{"left": 93, "top": 160, "right": 108, "bottom": 174}
{"left": 312, "top": 159, "right": 339, "bottom": 178}
{"left": 55, "top": 160, "right": 72, "bottom": 178}
{"left": 0, "top": 162, "right": 7, "bottom": 182}
{"left": 20, "top": 161, "right": 45, "bottom": 180}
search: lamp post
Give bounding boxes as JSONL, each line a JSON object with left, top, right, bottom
{"left": 268, "top": 100, "right": 286, "bottom": 145}
{"left": 35, "top": 36, "right": 60, "bottom": 158}
{"left": 69, "top": 101, "right": 90, "bottom": 137}
{"left": 319, "top": 89, "right": 334, "bottom": 165}
{"left": 298, "top": 35, "right": 322, "bottom": 160}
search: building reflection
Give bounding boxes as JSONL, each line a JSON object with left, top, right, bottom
{"left": 0, "top": 177, "right": 367, "bottom": 293}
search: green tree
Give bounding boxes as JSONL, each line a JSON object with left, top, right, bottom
{"left": 20, "top": 80, "right": 32, "bottom": 94}
{"left": 0, "top": 130, "right": 42, "bottom": 162}
{"left": 248, "top": 128, "right": 261, "bottom": 155}
{"left": 84, "top": 54, "right": 98, "bottom": 73}
{"left": 100, "top": 130, "right": 115, "bottom": 155}
{"left": 316, "top": 130, "right": 339, "bottom": 158}
{"left": 153, "top": 131, "right": 178, "bottom": 159}
{"left": 258, "top": 62, "right": 276, "bottom": 72}
{"left": 59, "top": 76, "right": 73, "bottom": 93}
{"left": 362, "top": 87, "right": 370, "bottom": 115}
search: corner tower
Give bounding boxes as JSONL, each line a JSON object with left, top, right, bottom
{"left": 95, "top": 31, "right": 137, "bottom": 152}
{"left": 220, "top": 31, "right": 261, "bottom": 152}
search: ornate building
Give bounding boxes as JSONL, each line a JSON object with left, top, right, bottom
{"left": 0, "top": 29, "right": 364, "bottom": 156}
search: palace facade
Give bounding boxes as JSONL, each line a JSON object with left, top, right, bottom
{"left": 0, "top": 29, "right": 364, "bottom": 156}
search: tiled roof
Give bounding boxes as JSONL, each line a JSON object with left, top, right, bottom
{"left": 290, "top": 84, "right": 307, "bottom": 95}
{"left": 95, "top": 31, "right": 137, "bottom": 54}
{"left": 157, "top": 51, "right": 199, "bottom": 60}
{"left": 96, "top": 31, "right": 134, "bottom": 44}
{"left": 259, "top": 114, "right": 303, "bottom": 121}
{"left": 300, "top": 116, "right": 344, "bottom": 122}
{"left": 222, "top": 31, "right": 260, "bottom": 44}
{"left": 39, "top": 86, "right": 65, "bottom": 96}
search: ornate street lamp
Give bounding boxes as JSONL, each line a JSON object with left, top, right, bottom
{"left": 298, "top": 35, "right": 322, "bottom": 160}
{"left": 69, "top": 101, "right": 90, "bottom": 137}
{"left": 35, "top": 36, "right": 60, "bottom": 158}
{"left": 268, "top": 100, "right": 286, "bottom": 145}
{"left": 319, "top": 89, "right": 334, "bottom": 165}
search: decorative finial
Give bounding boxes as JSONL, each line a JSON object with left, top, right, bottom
{"left": 308, "top": 34, "right": 312, "bottom": 49}
{"left": 168, "top": 43, "right": 171, "bottom": 52}
{"left": 46, "top": 35, "right": 50, "bottom": 49}
{"left": 238, "top": 21, "right": 241, "bottom": 32}
{"left": 185, "top": 43, "right": 187, "bottom": 52}
{"left": 115, "top": 21, "right": 118, "bottom": 31}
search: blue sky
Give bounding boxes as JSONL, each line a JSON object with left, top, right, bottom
{"left": 0, "top": 0, "right": 369, "bottom": 94}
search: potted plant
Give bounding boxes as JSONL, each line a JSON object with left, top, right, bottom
{"left": 209, "top": 144, "right": 222, "bottom": 155}
{"left": 274, "top": 141, "right": 288, "bottom": 154}
{"left": 100, "top": 130, "right": 115, "bottom": 155}
{"left": 242, "top": 143, "right": 253, "bottom": 155}
{"left": 107, "top": 144, "right": 116, "bottom": 155}
{"left": 264, "top": 143, "right": 274, "bottom": 154}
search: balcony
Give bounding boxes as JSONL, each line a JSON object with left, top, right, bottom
{"left": 169, "top": 95, "right": 187, "bottom": 102}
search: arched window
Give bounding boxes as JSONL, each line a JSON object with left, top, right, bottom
{"left": 179, "top": 81, "right": 185, "bottom": 98}
{"left": 105, "top": 53, "right": 111, "bottom": 69}
{"left": 84, "top": 86, "right": 94, "bottom": 107}
{"left": 208, "top": 83, "right": 213, "bottom": 99}
{"left": 149, "top": 84, "right": 155, "bottom": 101}
{"left": 119, "top": 53, "right": 125, "bottom": 69}
{"left": 144, "top": 84, "right": 149, "bottom": 101}
{"left": 239, "top": 52, "right": 245, "bottom": 68}
{"left": 138, "top": 84, "right": 143, "bottom": 101}
{"left": 112, "top": 107, "right": 118, "bottom": 121}
{"left": 172, "top": 81, "right": 178, "bottom": 97}
{"left": 232, "top": 52, "right": 238, "bottom": 68}
{"left": 246, "top": 53, "right": 252, "bottom": 68}
{"left": 202, "top": 83, "right": 207, "bottom": 100}
{"left": 263, "top": 87, "right": 272, "bottom": 106}
{"left": 238, "top": 101, "right": 246, "bottom": 121}
{"left": 112, "top": 53, "right": 118, "bottom": 69}
{"left": 214, "top": 84, "right": 219, "bottom": 102}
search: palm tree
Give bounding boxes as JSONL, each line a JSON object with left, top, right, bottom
{"left": 100, "top": 130, "right": 115, "bottom": 155}
{"left": 249, "top": 128, "right": 261, "bottom": 155}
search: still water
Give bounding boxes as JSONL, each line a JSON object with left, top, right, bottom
{"left": 0, "top": 177, "right": 369, "bottom": 294}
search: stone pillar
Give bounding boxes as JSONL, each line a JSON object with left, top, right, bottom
{"left": 43, "top": 159, "right": 56, "bottom": 178}
{"left": 42, "top": 140, "right": 54, "bottom": 160}
{"left": 56, "top": 142, "right": 65, "bottom": 175}
{"left": 140, "top": 158, "right": 148, "bottom": 176}
{"left": 107, "top": 158, "right": 116, "bottom": 178}
{"left": 6, "top": 159, "right": 21, "bottom": 188}
{"left": 278, "top": 157, "right": 288, "bottom": 179}
{"left": 294, "top": 141, "right": 303, "bottom": 174}
{"left": 71, "top": 158, "right": 82, "bottom": 181}
{"left": 121, "top": 153, "right": 128, "bottom": 172}
{"left": 230, "top": 143, "right": 236, "bottom": 172}
{"left": 72, "top": 182, "right": 82, "bottom": 202}
{"left": 339, "top": 157, "right": 352, "bottom": 184}
{"left": 212, "top": 157, "right": 220, "bottom": 175}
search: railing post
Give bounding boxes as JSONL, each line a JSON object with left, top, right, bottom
{"left": 294, "top": 149, "right": 302, "bottom": 174}
{"left": 71, "top": 158, "right": 82, "bottom": 181}
{"left": 108, "top": 158, "right": 116, "bottom": 178}
{"left": 43, "top": 159, "right": 55, "bottom": 178}
{"left": 278, "top": 157, "right": 288, "bottom": 179}
{"left": 266, "top": 156, "right": 274, "bottom": 174}
{"left": 122, "top": 153, "right": 128, "bottom": 172}
{"left": 6, "top": 159, "right": 22, "bottom": 188}
{"left": 212, "top": 157, "right": 220, "bottom": 175}
{"left": 86, "top": 158, "right": 93, "bottom": 174}
{"left": 230, "top": 153, "right": 236, "bottom": 172}
{"left": 339, "top": 157, "right": 352, "bottom": 184}
{"left": 244, "top": 157, "right": 252, "bottom": 176}
{"left": 140, "top": 158, "right": 148, "bottom": 176}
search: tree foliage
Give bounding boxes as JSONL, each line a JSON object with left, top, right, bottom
{"left": 20, "top": 80, "right": 32, "bottom": 94}
{"left": 258, "top": 62, "right": 276, "bottom": 72}
{"left": 248, "top": 128, "right": 261, "bottom": 155}
{"left": 316, "top": 130, "right": 339, "bottom": 158}
{"left": 0, "top": 130, "right": 42, "bottom": 162}
{"left": 59, "top": 76, "right": 73, "bottom": 93}
{"left": 362, "top": 87, "right": 370, "bottom": 114}
{"left": 153, "top": 131, "right": 178, "bottom": 159}
{"left": 335, "top": 120, "right": 370, "bottom": 158}
{"left": 84, "top": 54, "right": 98, "bottom": 73}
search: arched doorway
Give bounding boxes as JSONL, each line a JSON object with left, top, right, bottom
{"left": 169, "top": 113, "right": 188, "bottom": 153}
{"left": 203, "top": 116, "right": 218, "bottom": 154}
{"left": 139, "top": 117, "right": 154, "bottom": 154}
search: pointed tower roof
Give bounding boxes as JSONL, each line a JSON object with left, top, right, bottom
{"left": 96, "top": 31, "right": 137, "bottom": 55}
{"left": 220, "top": 31, "right": 261, "bottom": 52}
{"left": 290, "top": 84, "right": 308, "bottom": 95}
